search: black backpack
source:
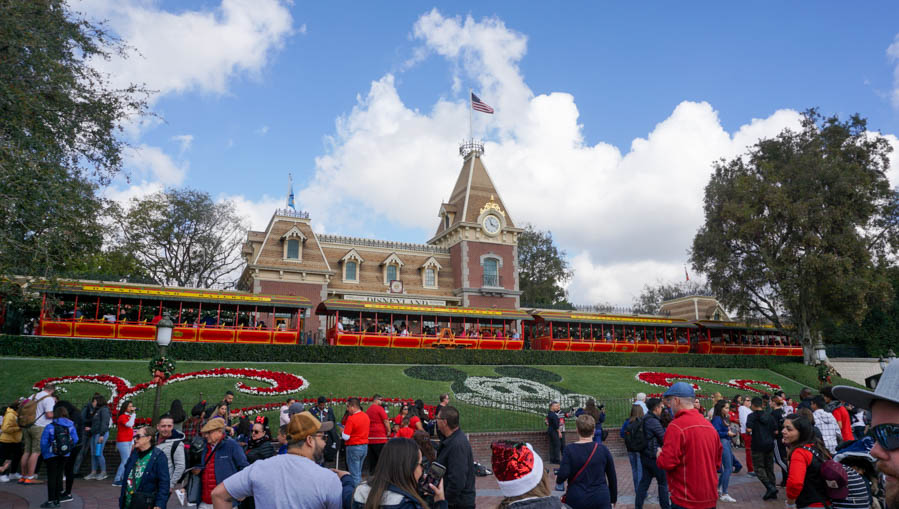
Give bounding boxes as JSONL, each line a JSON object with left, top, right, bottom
{"left": 51, "top": 423, "right": 74, "bottom": 456}
{"left": 624, "top": 417, "right": 647, "bottom": 452}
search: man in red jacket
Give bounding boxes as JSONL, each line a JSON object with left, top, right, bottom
{"left": 656, "top": 382, "right": 722, "bottom": 509}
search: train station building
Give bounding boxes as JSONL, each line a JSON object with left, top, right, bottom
{"left": 237, "top": 142, "right": 524, "bottom": 335}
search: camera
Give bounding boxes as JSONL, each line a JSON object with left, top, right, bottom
{"left": 417, "top": 461, "right": 446, "bottom": 496}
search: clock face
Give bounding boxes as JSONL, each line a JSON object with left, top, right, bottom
{"left": 483, "top": 215, "right": 501, "bottom": 234}
{"left": 390, "top": 280, "right": 403, "bottom": 293}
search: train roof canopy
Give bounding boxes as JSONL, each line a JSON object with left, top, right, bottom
{"left": 33, "top": 280, "right": 311, "bottom": 308}
{"left": 315, "top": 298, "right": 533, "bottom": 321}
{"left": 531, "top": 310, "right": 697, "bottom": 328}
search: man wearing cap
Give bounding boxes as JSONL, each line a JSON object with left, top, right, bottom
{"left": 310, "top": 397, "right": 339, "bottom": 465}
{"left": 191, "top": 418, "right": 248, "bottom": 509}
{"left": 833, "top": 359, "right": 899, "bottom": 509}
{"left": 211, "top": 411, "right": 354, "bottom": 509}
{"left": 656, "top": 382, "right": 721, "bottom": 509}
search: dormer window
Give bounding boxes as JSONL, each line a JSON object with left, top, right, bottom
{"left": 444, "top": 215, "right": 450, "bottom": 229}
{"left": 381, "top": 253, "right": 405, "bottom": 285}
{"left": 280, "top": 225, "right": 307, "bottom": 262}
{"left": 340, "top": 249, "right": 364, "bottom": 283}
{"left": 420, "top": 257, "right": 442, "bottom": 289}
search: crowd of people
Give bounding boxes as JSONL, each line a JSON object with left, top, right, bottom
{"left": 0, "top": 364, "right": 897, "bottom": 509}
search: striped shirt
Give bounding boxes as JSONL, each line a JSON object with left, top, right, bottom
{"left": 831, "top": 465, "right": 872, "bottom": 509}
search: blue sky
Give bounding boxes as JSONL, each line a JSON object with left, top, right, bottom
{"left": 81, "top": 0, "right": 899, "bottom": 304}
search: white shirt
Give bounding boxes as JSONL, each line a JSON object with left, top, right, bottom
{"left": 738, "top": 405, "right": 752, "bottom": 434}
{"left": 33, "top": 391, "right": 56, "bottom": 428}
{"left": 280, "top": 405, "right": 290, "bottom": 427}
{"left": 223, "top": 454, "right": 343, "bottom": 509}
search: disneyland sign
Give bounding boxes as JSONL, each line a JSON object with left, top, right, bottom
{"left": 343, "top": 295, "right": 447, "bottom": 306}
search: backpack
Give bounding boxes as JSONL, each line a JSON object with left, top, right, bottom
{"left": 17, "top": 393, "right": 52, "bottom": 428}
{"left": 51, "top": 423, "right": 74, "bottom": 456}
{"left": 830, "top": 465, "right": 872, "bottom": 509}
{"left": 624, "top": 417, "right": 647, "bottom": 452}
{"left": 804, "top": 445, "right": 849, "bottom": 500}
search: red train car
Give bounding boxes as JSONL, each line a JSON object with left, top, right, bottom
{"left": 317, "top": 298, "right": 531, "bottom": 350}
{"left": 693, "top": 320, "right": 801, "bottom": 356}
{"left": 529, "top": 310, "right": 695, "bottom": 354}
{"left": 35, "top": 280, "right": 310, "bottom": 345}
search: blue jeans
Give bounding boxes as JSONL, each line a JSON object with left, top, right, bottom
{"left": 346, "top": 444, "right": 368, "bottom": 486}
{"left": 628, "top": 451, "right": 642, "bottom": 489}
{"left": 114, "top": 441, "right": 132, "bottom": 482}
{"left": 719, "top": 437, "right": 733, "bottom": 494}
{"left": 90, "top": 432, "right": 108, "bottom": 473}
{"left": 635, "top": 457, "right": 670, "bottom": 509}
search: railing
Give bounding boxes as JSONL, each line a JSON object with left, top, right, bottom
{"left": 482, "top": 274, "right": 501, "bottom": 287}
{"left": 318, "top": 234, "right": 449, "bottom": 254}
{"left": 459, "top": 139, "right": 484, "bottom": 157}
{"left": 275, "top": 208, "right": 310, "bottom": 219}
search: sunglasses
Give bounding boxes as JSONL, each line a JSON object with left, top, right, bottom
{"left": 133, "top": 434, "right": 147, "bottom": 440}
{"left": 872, "top": 423, "right": 899, "bottom": 451}
{"left": 252, "top": 429, "right": 264, "bottom": 435}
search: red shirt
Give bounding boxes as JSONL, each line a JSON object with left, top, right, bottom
{"left": 202, "top": 447, "right": 217, "bottom": 504}
{"left": 343, "top": 411, "right": 370, "bottom": 446}
{"left": 831, "top": 405, "right": 853, "bottom": 442}
{"left": 396, "top": 426, "right": 415, "bottom": 439}
{"left": 657, "top": 408, "right": 722, "bottom": 509}
{"left": 392, "top": 414, "right": 421, "bottom": 429}
{"left": 366, "top": 405, "right": 389, "bottom": 444}
{"left": 115, "top": 414, "right": 134, "bottom": 443}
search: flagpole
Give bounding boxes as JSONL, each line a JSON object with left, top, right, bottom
{"left": 468, "top": 88, "right": 474, "bottom": 141}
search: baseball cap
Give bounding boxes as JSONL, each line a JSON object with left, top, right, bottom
{"left": 832, "top": 359, "right": 899, "bottom": 410}
{"left": 662, "top": 382, "right": 695, "bottom": 399}
{"left": 287, "top": 402, "right": 305, "bottom": 417}
{"left": 287, "top": 411, "right": 334, "bottom": 442}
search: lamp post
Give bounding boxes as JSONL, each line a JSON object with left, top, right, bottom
{"left": 151, "top": 317, "right": 174, "bottom": 425}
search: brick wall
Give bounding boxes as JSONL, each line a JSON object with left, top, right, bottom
{"left": 258, "top": 280, "right": 325, "bottom": 333}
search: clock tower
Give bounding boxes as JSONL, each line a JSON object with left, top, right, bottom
{"left": 428, "top": 140, "right": 522, "bottom": 308}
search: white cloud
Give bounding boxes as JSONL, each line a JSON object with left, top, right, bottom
{"left": 256, "top": 125, "right": 270, "bottom": 135}
{"left": 296, "top": 10, "right": 814, "bottom": 305}
{"left": 124, "top": 144, "right": 188, "bottom": 185}
{"left": 298, "top": 23, "right": 307, "bottom": 35}
{"left": 889, "top": 35, "right": 899, "bottom": 108}
{"left": 171, "top": 134, "right": 194, "bottom": 154}
{"left": 224, "top": 193, "right": 285, "bottom": 231}
{"left": 74, "top": 0, "right": 294, "bottom": 99}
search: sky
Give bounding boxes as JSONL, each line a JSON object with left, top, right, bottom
{"left": 74, "top": 0, "right": 899, "bottom": 305}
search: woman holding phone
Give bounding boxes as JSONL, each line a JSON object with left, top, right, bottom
{"left": 351, "top": 438, "right": 445, "bottom": 509}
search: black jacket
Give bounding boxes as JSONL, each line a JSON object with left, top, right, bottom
{"left": 436, "top": 428, "right": 475, "bottom": 509}
{"left": 641, "top": 412, "right": 665, "bottom": 460}
{"left": 245, "top": 441, "right": 276, "bottom": 464}
{"left": 746, "top": 410, "right": 776, "bottom": 453}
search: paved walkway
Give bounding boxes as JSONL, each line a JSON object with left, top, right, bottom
{"left": 0, "top": 457, "right": 786, "bottom": 508}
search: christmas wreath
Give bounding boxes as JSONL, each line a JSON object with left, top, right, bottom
{"left": 149, "top": 356, "right": 176, "bottom": 385}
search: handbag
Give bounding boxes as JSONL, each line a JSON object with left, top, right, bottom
{"left": 128, "top": 492, "right": 155, "bottom": 509}
{"left": 561, "top": 443, "right": 598, "bottom": 504}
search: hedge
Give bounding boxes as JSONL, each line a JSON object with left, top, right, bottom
{"left": 0, "top": 334, "right": 803, "bottom": 369}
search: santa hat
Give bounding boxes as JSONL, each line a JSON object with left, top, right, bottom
{"left": 491, "top": 441, "right": 544, "bottom": 498}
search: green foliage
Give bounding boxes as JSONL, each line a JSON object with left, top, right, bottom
{"left": 821, "top": 266, "right": 899, "bottom": 357}
{"left": 493, "top": 366, "right": 562, "bottom": 383}
{"left": 0, "top": 0, "right": 150, "bottom": 285}
{"left": 402, "top": 366, "right": 467, "bottom": 382}
{"left": 109, "top": 189, "right": 248, "bottom": 288}
{"left": 0, "top": 335, "right": 801, "bottom": 368}
{"left": 691, "top": 110, "right": 898, "bottom": 357}
{"left": 518, "top": 224, "right": 573, "bottom": 307}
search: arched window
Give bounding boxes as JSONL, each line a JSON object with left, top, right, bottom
{"left": 346, "top": 261, "right": 357, "bottom": 281}
{"left": 286, "top": 239, "right": 300, "bottom": 259}
{"left": 483, "top": 258, "right": 499, "bottom": 287}
{"left": 387, "top": 264, "right": 398, "bottom": 282}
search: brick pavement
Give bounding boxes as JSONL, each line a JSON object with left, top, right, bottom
{"left": 0, "top": 452, "right": 786, "bottom": 508}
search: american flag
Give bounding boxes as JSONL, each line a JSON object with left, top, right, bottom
{"left": 471, "top": 93, "right": 494, "bottom": 114}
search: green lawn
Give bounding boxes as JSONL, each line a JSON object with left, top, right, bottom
{"left": 0, "top": 358, "right": 809, "bottom": 432}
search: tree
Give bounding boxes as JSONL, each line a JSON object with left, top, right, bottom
{"left": 632, "top": 279, "right": 713, "bottom": 315}
{"left": 690, "top": 110, "right": 899, "bottom": 363}
{"left": 0, "top": 0, "right": 150, "bottom": 284}
{"left": 822, "top": 266, "right": 899, "bottom": 357}
{"left": 111, "top": 189, "right": 248, "bottom": 288}
{"left": 518, "top": 224, "right": 573, "bottom": 307}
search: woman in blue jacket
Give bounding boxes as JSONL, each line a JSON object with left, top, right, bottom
{"left": 39, "top": 405, "right": 79, "bottom": 508}
{"left": 710, "top": 400, "right": 737, "bottom": 503}
{"left": 118, "top": 425, "right": 170, "bottom": 509}
{"left": 557, "top": 415, "right": 617, "bottom": 509}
